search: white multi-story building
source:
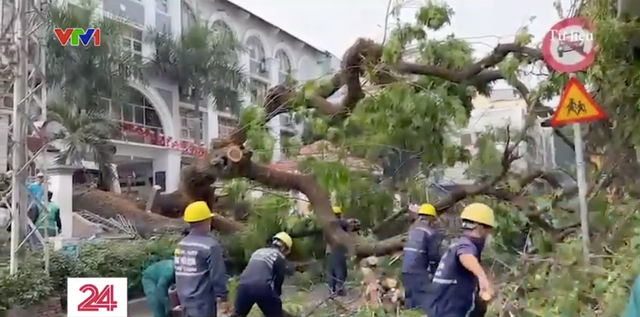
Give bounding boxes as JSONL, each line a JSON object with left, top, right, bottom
{"left": 435, "top": 88, "right": 555, "bottom": 184}
{"left": 6, "top": 0, "right": 341, "bottom": 194}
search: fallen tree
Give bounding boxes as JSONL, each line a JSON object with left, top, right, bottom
{"left": 176, "top": 20, "right": 565, "bottom": 258}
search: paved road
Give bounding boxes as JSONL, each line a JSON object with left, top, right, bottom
{"left": 128, "top": 298, "right": 151, "bottom": 317}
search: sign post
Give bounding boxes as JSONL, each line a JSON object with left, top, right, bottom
{"left": 542, "top": 17, "right": 601, "bottom": 265}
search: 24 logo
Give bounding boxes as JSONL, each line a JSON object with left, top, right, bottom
{"left": 67, "top": 277, "right": 128, "bottom": 317}
{"left": 77, "top": 284, "right": 117, "bottom": 311}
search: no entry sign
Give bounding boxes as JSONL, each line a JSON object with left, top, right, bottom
{"left": 541, "top": 17, "right": 595, "bottom": 73}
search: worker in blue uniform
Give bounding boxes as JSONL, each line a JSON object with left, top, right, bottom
{"left": 232, "top": 232, "right": 294, "bottom": 317}
{"left": 327, "top": 206, "right": 351, "bottom": 296}
{"left": 174, "top": 201, "right": 230, "bottom": 317}
{"left": 426, "top": 203, "right": 496, "bottom": 317}
{"left": 401, "top": 203, "right": 442, "bottom": 311}
{"left": 142, "top": 259, "right": 176, "bottom": 317}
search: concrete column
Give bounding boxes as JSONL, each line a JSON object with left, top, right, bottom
{"left": 48, "top": 165, "right": 77, "bottom": 238}
{"left": 240, "top": 52, "right": 252, "bottom": 107}
{"left": 268, "top": 58, "right": 282, "bottom": 162}
{"left": 206, "top": 96, "right": 219, "bottom": 141}
{"left": 153, "top": 149, "right": 181, "bottom": 192}
{"left": 142, "top": 0, "right": 156, "bottom": 59}
{"left": 170, "top": 0, "right": 182, "bottom": 35}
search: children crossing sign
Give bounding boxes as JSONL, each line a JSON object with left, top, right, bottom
{"left": 550, "top": 77, "right": 606, "bottom": 127}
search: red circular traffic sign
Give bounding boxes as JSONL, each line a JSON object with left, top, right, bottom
{"left": 541, "top": 17, "right": 596, "bottom": 73}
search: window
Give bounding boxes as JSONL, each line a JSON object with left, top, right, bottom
{"left": 275, "top": 50, "right": 291, "bottom": 84}
{"left": 280, "top": 114, "right": 294, "bottom": 129}
{"left": 156, "top": 0, "right": 168, "bottom": 13}
{"left": 212, "top": 20, "right": 232, "bottom": 38}
{"left": 460, "top": 133, "right": 473, "bottom": 147}
{"left": 298, "top": 57, "right": 314, "bottom": 80}
{"left": 218, "top": 116, "right": 237, "bottom": 138}
{"left": 102, "top": 89, "right": 164, "bottom": 145}
{"left": 247, "top": 36, "right": 267, "bottom": 76}
{"left": 249, "top": 78, "right": 268, "bottom": 104}
{"left": 212, "top": 20, "right": 238, "bottom": 62}
{"left": 121, "top": 27, "right": 143, "bottom": 56}
{"left": 179, "top": 108, "right": 204, "bottom": 142}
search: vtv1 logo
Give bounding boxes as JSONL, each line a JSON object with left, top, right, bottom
{"left": 54, "top": 28, "right": 101, "bottom": 46}
{"left": 67, "top": 277, "right": 128, "bottom": 317}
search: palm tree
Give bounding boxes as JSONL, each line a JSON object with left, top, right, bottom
{"left": 45, "top": 2, "right": 145, "bottom": 109}
{"left": 148, "top": 18, "right": 246, "bottom": 142}
{"left": 42, "top": 2, "right": 145, "bottom": 190}
{"left": 46, "top": 103, "right": 120, "bottom": 191}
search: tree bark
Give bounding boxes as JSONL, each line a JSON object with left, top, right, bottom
{"left": 72, "top": 187, "right": 186, "bottom": 236}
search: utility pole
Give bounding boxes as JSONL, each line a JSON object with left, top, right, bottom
{"left": 1, "top": 0, "right": 49, "bottom": 274}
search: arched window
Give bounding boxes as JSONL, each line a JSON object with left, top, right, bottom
{"left": 275, "top": 50, "right": 291, "bottom": 84}
{"left": 212, "top": 20, "right": 233, "bottom": 38}
{"left": 181, "top": 1, "right": 196, "bottom": 32}
{"left": 212, "top": 20, "right": 237, "bottom": 62}
{"left": 103, "top": 88, "right": 164, "bottom": 145}
{"left": 246, "top": 36, "right": 267, "bottom": 77}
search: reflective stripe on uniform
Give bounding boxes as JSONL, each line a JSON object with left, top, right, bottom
{"left": 403, "top": 247, "right": 427, "bottom": 254}
{"left": 178, "top": 241, "right": 211, "bottom": 249}
{"left": 175, "top": 271, "right": 207, "bottom": 277}
{"left": 432, "top": 277, "right": 457, "bottom": 284}
{"left": 248, "top": 248, "right": 282, "bottom": 269}
{"left": 464, "top": 288, "right": 477, "bottom": 317}
{"left": 414, "top": 227, "right": 432, "bottom": 234}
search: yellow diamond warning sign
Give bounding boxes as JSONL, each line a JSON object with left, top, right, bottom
{"left": 550, "top": 77, "right": 606, "bottom": 126}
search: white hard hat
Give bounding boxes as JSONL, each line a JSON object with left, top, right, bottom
{"left": 36, "top": 172, "right": 44, "bottom": 177}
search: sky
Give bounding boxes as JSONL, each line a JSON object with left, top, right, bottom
{"left": 230, "top": 0, "right": 574, "bottom": 57}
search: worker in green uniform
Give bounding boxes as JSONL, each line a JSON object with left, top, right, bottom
{"left": 142, "top": 259, "right": 176, "bottom": 317}
{"left": 36, "top": 191, "right": 60, "bottom": 237}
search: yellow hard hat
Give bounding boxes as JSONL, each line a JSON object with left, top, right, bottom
{"left": 332, "top": 206, "right": 342, "bottom": 214}
{"left": 460, "top": 203, "right": 495, "bottom": 227}
{"left": 183, "top": 201, "right": 214, "bottom": 223}
{"left": 418, "top": 203, "right": 436, "bottom": 216}
{"left": 273, "top": 231, "right": 293, "bottom": 249}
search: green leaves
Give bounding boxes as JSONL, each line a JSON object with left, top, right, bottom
{"left": 46, "top": 2, "right": 144, "bottom": 109}
{"left": 239, "top": 106, "right": 274, "bottom": 163}
{"left": 148, "top": 18, "right": 245, "bottom": 114}
{"left": 415, "top": 2, "right": 453, "bottom": 30}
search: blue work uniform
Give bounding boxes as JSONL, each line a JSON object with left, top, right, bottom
{"left": 401, "top": 220, "right": 442, "bottom": 311}
{"left": 327, "top": 218, "right": 350, "bottom": 295}
{"left": 27, "top": 182, "right": 44, "bottom": 223}
{"left": 233, "top": 247, "right": 292, "bottom": 317}
{"left": 27, "top": 182, "right": 44, "bottom": 209}
{"left": 426, "top": 235, "right": 484, "bottom": 317}
{"left": 142, "top": 260, "right": 175, "bottom": 317}
{"left": 174, "top": 231, "right": 228, "bottom": 317}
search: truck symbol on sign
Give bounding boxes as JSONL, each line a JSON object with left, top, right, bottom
{"left": 557, "top": 32, "right": 586, "bottom": 57}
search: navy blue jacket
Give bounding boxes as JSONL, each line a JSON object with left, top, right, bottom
{"left": 402, "top": 220, "right": 442, "bottom": 275}
{"left": 326, "top": 218, "right": 350, "bottom": 261}
{"left": 427, "top": 236, "right": 483, "bottom": 317}
{"left": 174, "top": 231, "right": 228, "bottom": 315}
{"left": 239, "top": 247, "right": 291, "bottom": 296}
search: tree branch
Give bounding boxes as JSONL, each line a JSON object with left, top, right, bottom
{"left": 185, "top": 38, "right": 549, "bottom": 257}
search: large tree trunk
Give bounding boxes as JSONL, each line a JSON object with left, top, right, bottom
{"left": 72, "top": 187, "right": 186, "bottom": 236}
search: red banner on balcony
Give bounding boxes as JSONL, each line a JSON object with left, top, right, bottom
{"left": 121, "top": 123, "right": 207, "bottom": 157}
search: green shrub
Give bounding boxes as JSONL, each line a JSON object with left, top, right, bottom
{"left": 45, "top": 234, "right": 181, "bottom": 308}
{"left": 0, "top": 268, "right": 52, "bottom": 313}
